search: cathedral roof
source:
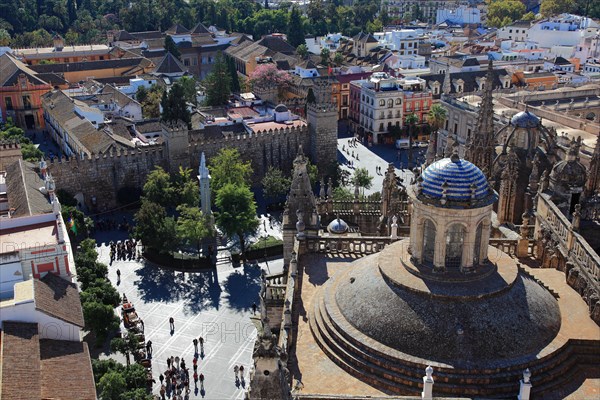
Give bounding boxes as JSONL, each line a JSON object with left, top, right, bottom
{"left": 327, "top": 218, "right": 349, "bottom": 234}
{"left": 511, "top": 110, "right": 540, "bottom": 129}
{"left": 421, "top": 155, "right": 491, "bottom": 203}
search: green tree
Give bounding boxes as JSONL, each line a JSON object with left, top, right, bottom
{"left": 164, "top": 35, "right": 181, "bottom": 60}
{"left": 110, "top": 332, "right": 139, "bottom": 367}
{"left": 426, "top": 103, "right": 447, "bottom": 151}
{"left": 262, "top": 166, "right": 291, "bottom": 201}
{"left": 204, "top": 51, "right": 231, "bottom": 106}
{"left": 134, "top": 200, "right": 178, "bottom": 254}
{"left": 209, "top": 148, "right": 253, "bottom": 193}
{"left": 173, "top": 166, "right": 199, "bottom": 206}
{"left": 161, "top": 82, "right": 191, "bottom": 127}
{"left": 540, "top": 0, "right": 575, "bottom": 17}
{"left": 487, "top": 0, "right": 526, "bottom": 27}
{"left": 287, "top": 5, "right": 305, "bottom": 48}
{"left": 142, "top": 166, "right": 175, "bottom": 208}
{"left": 97, "top": 370, "right": 127, "bottom": 400}
{"left": 215, "top": 184, "right": 259, "bottom": 257}
{"left": 297, "top": 43, "right": 309, "bottom": 59}
{"left": 351, "top": 167, "right": 373, "bottom": 196}
{"left": 80, "top": 279, "right": 120, "bottom": 307}
{"left": 405, "top": 113, "right": 419, "bottom": 168}
{"left": 522, "top": 11, "right": 536, "bottom": 21}
{"left": 333, "top": 52, "right": 344, "bottom": 66}
{"left": 320, "top": 47, "right": 330, "bottom": 65}
{"left": 83, "top": 300, "right": 119, "bottom": 345}
{"left": 366, "top": 18, "right": 383, "bottom": 33}
{"left": 332, "top": 186, "right": 353, "bottom": 201}
{"left": 178, "top": 75, "right": 198, "bottom": 105}
{"left": 227, "top": 56, "right": 241, "bottom": 93}
{"left": 21, "top": 143, "right": 43, "bottom": 162}
{"left": 136, "top": 86, "right": 148, "bottom": 103}
{"left": 141, "top": 85, "right": 163, "bottom": 118}
{"left": 0, "top": 28, "right": 11, "bottom": 46}
{"left": 176, "top": 205, "right": 210, "bottom": 252}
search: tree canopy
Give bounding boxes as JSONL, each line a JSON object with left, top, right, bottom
{"left": 208, "top": 148, "right": 253, "bottom": 193}
{"left": 215, "top": 183, "right": 259, "bottom": 256}
{"left": 262, "top": 166, "right": 291, "bottom": 202}
{"left": 204, "top": 51, "right": 231, "bottom": 106}
{"left": 351, "top": 167, "right": 373, "bottom": 196}
{"left": 164, "top": 36, "right": 181, "bottom": 60}
{"left": 249, "top": 63, "right": 292, "bottom": 90}
{"left": 486, "top": 0, "right": 527, "bottom": 27}
{"left": 287, "top": 5, "right": 305, "bottom": 48}
{"left": 161, "top": 82, "right": 191, "bottom": 127}
{"left": 176, "top": 205, "right": 211, "bottom": 252}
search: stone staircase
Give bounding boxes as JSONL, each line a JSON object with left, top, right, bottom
{"left": 309, "top": 287, "right": 600, "bottom": 398}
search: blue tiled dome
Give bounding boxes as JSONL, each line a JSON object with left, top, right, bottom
{"left": 511, "top": 110, "right": 540, "bottom": 129}
{"left": 421, "top": 157, "right": 489, "bottom": 201}
{"left": 327, "top": 218, "right": 349, "bottom": 234}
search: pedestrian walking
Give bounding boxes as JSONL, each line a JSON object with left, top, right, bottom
{"left": 167, "top": 357, "right": 171, "bottom": 369}
{"left": 193, "top": 338, "right": 198, "bottom": 353}
{"left": 169, "top": 317, "right": 175, "bottom": 331}
{"left": 116, "top": 269, "right": 121, "bottom": 279}
{"left": 240, "top": 365, "right": 245, "bottom": 379}
{"left": 146, "top": 340, "right": 152, "bottom": 356}
{"left": 252, "top": 302, "right": 257, "bottom": 314}
{"left": 193, "top": 371, "right": 198, "bottom": 385}
{"left": 159, "top": 373, "right": 164, "bottom": 384}
{"left": 199, "top": 373, "right": 204, "bottom": 390}
{"left": 199, "top": 336, "right": 204, "bottom": 351}
{"left": 234, "top": 365, "right": 239, "bottom": 379}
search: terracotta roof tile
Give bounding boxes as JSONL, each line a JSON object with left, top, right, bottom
{"left": 39, "top": 339, "right": 96, "bottom": 399}
{"left": 33, "top": 273, "right": 84, "bottom": 328}
{"left": 0, "top": 322, "right": 41, "bottom": 400}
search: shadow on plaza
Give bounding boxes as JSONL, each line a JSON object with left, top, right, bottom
{"left": 222, "top": 262, "right": 262, "bottom": 312}
{"left": 133, "top": 262, "right": 222, "bottom": 315}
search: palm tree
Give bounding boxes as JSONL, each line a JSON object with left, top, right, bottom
{"left": 404, "top": 113, "right": 419, "bottom": 169}
{"left": 426, "top": 104, "right": 448, "bottom": 158}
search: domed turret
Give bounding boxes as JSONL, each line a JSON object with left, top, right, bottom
{"left": 511, "top": 110, "right": 540, "bottom": 129}
{"left": 420, "top": 153, "right": 495, "bottom": 207}
{"left": 327, "top": 216, "right": 349, "bottom": 234}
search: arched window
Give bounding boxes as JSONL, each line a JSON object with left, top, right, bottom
{"left": 379, "top": 99, "right": 385, "bottom": 106}
{"left": 422, "top": 219, "right": 436, "bottom": 264}
{"left": 396, "top": 98, "right": 402, "bottom": 105}
{"left": 445, "top": 224, "right": 465, "bottom": 268}
{"left": 388, "top": 99, "right": 393, "bottom": 108}
{"left": 473, "top": 222, "right": 483, "bottom": 265}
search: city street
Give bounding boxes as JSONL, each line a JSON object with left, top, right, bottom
{"left": 96, "top": 233, "right": 284, "bottom": 399}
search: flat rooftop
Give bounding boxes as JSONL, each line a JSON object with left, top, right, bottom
{"left": 0, "top": 220, "right": 59, "bottom": 254}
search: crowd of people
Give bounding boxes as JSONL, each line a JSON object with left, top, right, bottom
{"left": 109, "top": 239, "right": 138, "bottom": 263}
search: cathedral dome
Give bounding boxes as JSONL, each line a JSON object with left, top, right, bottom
{"left": 550, "top": 158, "right": 587, "bottom": 189}
{"left": 421, "top": 155, "right": 490, "bottom": 202}
{"left": 327, "top": 217, "right": 349, "bottom": 234}
{"left": 511, "top": 110, "right": 540, "bottom": 129}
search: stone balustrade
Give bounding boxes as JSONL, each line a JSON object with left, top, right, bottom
{"left": 305, "top": 235, "right": 397, "bottom": 254}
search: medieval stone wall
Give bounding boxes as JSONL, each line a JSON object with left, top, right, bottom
{"left": 47, "top": 124, "right": 315, "bottom": 209}
{"left": 188, "top": 125, "right": 312, "bottom": 183}
{"left": 47, "top": 146, "right": 166, "bottom": 210}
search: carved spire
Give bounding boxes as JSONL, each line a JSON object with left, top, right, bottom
{"left": 284, "top": 145, "right": 317, "bottom": 229}
{"left": 585, "top": 135, "right": 600, "bottom": 198}
{"left": 465, "top": 57, "right": 496, "bottom": 177}
{"left": 442, "top": 67, "right": 451, "bottom": 95}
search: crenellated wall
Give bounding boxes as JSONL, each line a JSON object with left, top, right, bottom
{"left": 47, "top": 146, "right": 166, "bottom": 211}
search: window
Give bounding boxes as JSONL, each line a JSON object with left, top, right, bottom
{"left": 445, "top": 224, "right": 465, "bottom": 268}
{"left": 22, "top": 95, "right": 32, "bottom": 110}
{"left": 422, "top": 219, "right": 436, "bottom": 264}
{"left": 99, "top": 56, "right": 104, "bottom": 60}
{"left": 388, "top": 99, "right": 393, "bottom": 108}
{"left": 396, "top": 98, "right": 402, "bottom": 105}
{"left": 362, "top": 94, "right": 365, "bottom": 101}
{"left": 184, "top": 58, "right": 190, "bottom": 66}
{"left": 454, "top": 123, "right": 458, "bottom": 134}
{"left": 193, "top": 57, "right": 198, "bottom": 66}
{"left": 380, "top": 111, "right": 385, "bottom": 118}
{"left": 4, "top": 97, "right": 13, "bottom": 110}
{"left": 379, "top": 99, "right": 385, "bottom": 106}
{"left": 379, "top": 122, "right": 384, "bottom": 131}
